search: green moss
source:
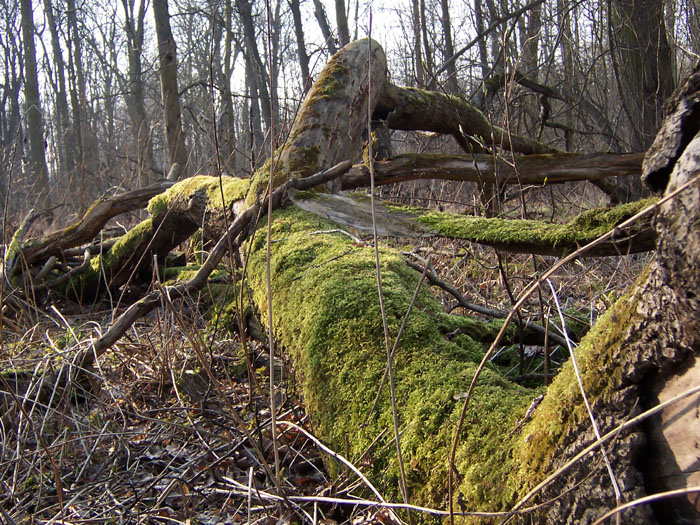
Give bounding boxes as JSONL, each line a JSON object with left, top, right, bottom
{"left": 290, "top": 190, "right": 320, "bottom": 201}
{"left": 285, "top": 145, "right": 320, "bottom": 178}
{"left": 512, "top": 276, "right": 646, "bottom": 493}
{"left": 161, "top": 264, "right": 206, "bottom": 283}
{"left": 243, "top": 205, "right": 535, "bottom": 515}
{"left": 413, "top": 198, "right": 656, "bottom": 250}
{"left": 305, "top": 59, "right": 350, "bottom": 103}
{"left": 89, "top": 218, "right": 154, "bottom": 275}
{"left": 148, "top": 175, "right": 250, "bottom": 217}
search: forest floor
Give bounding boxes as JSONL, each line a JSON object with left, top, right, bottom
{"left": 0, "top": 208, "right": 651, "bottom": 523}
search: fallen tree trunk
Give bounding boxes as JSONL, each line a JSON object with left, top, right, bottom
{"left": 343, "top": 152, "right": 643, "bottom": 188}
{"left": 290, "top": 190, "right": 657, "bottom": 256}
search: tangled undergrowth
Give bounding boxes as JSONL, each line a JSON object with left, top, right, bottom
{"left": 0, "top": 299, "right": 399, "bottom": 524}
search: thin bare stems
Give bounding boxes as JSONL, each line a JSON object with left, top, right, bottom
{"left": 366, "top": 19, "right": 411, "bottom": 519}
{"left": 547, "top": 279, "right": 623, "bottom": 507}
{"left": 264, "top": 0, "right": 281, "bottom": 487}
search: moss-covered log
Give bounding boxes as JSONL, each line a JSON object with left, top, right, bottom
{"left": 245, "top": 205, "right": 536, "bottom": 514}
{"left": 291, "top": 190, "right": 657, "bottom": 256}
{"left": 375, "top": 83, "right": 556, "bottom": 155}
{"left": 240, "top": 139, "right": 699, "bottom": 523}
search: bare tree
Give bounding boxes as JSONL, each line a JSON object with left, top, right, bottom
{"left": 153, "top": 0, "right": 189, "bottom": 178}
{"left": 411, "top": 0, "right": 425, "bottom": 86}
{"left": 236, "top": 0, "right": 273, "bottom": 132}
{"left": 289, "top": 0, "right": 311, "bottom": 92}
{"left": 42, "top": 0, "right": 77, "bottom": 180}
{"left": 122, "top": 0, "right": 155, "bottom": 187}
{"left": 313, "top": 0, "right": 337, "bottom": 55}
{"left": 438, "top": 0, "right": 459, "bottom": 93}
{"left": 335, "top": 0, "right": 350, "bottom": 47}
{"left": 20, "top": 0, "right": 50, "bottom": 207}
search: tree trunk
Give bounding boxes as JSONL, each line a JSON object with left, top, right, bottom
{"left": 411, "top": 0, "right": 425, "bottom": 86}
{"left": 244, "top": 60, "right": 700, "bottom": 523}
{"left": 610, "top": 0, "right": 675, "bottom": 151}
{"left": 20, "top": 0, "right": 51, "bottom": 207}
{"left": 313, "top": 0, "right": 337, "bottom": 55}
{"left": 473, "top": 0, "right": 489, "bottom": 80}
{"left": 123, "top": 0, "right": 155, "bottom": 187}
{"left": 290, "top": 0, "right": 311, "bottom": 93}
{"left": 66, "top": 0, "right": 93, "bottom": 210}
{"left": 236, "top": 0, "right": 274, "bottom": 133}
{"left": 439, "top": 0, "right": 459, "bottom": 93}
{"left": 335, "top": 0, "right": 350, "bottom": 47}
{"left": 153, "top": 0, "right": 189, "bottom": 177}
{"left": 419, "top": 0, "right": 434, "bottom": 80}
{"left": 221, "top": 0, "right": 241, "bottom": 174}
{"left": 43, "top": 0, "right": 77, "bottom": 180}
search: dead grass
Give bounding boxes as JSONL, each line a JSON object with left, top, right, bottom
{"left": 0, "top": 298, "right": 397, "bottom": 524}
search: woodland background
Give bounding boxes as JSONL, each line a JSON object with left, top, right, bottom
{"left": 3, "top": 0, "right": 699, "bottom": 215}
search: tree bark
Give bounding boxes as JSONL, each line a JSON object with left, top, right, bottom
{"left": 610, "top": 0, "right": 675, "bottom": 151}
{"left": 313, "top": 0, "right": 337, "bottom": 55}
{"left": 335, "top": 0, "right": 350, "bottom": 47}
{"left": 289, "top": 0, "right": 311, "bottom": 93}
{"left": 153, "top": 0, "right": 189, "bottom": 177}
{"left": 20, "top": 0, "right": 51, "bottom": 207}
{"left": 439, "top": 0, "right": 459, "bottom": 93}
{"left": 344, "top": 151, "right": 643, "bottom": 187}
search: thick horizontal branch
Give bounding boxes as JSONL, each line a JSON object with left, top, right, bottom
{"left": 20, "top": 181, "right": 174, "bottom": 266}
{"left": 290, "top": 191, "right": 657, "bottom": 256}
{"left": 375, "top": 83, "right": 557, "bottom": 154}
{"left": 342, "top": 152, "right": 643, "bottom": 188}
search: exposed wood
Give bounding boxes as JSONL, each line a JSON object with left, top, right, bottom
{"left": 290, "top": 190, "right": 657, "bottom": 256}
{"left": 645, "top": 357, "right": 700, "bottom": 520}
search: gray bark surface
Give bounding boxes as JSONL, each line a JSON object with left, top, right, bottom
{"left": 153, "top": 0, "right": 189, "bottom": 176}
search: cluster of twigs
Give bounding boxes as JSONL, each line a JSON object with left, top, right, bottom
{"left": 0, "top": 298, "right": 398, "bottom": 524}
